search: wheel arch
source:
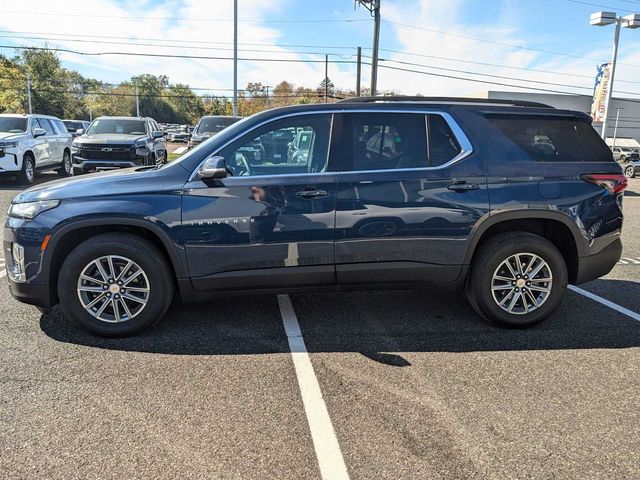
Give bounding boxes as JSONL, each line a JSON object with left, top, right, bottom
{"left": 46, "top": 218, "right": 186, "bottom": 305}
{"left": 465, "top": 211, "right": 585, "bottom": 284}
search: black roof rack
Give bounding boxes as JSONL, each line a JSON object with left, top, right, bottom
{"left": 336, "top": 96, "right": 554, "bottom": 109}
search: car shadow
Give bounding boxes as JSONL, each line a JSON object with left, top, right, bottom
{"left": 40, "top": 280, "right": 640, "bottom": 356}
{"left": 0, "top": 173, "right": 60, "bottom": 191}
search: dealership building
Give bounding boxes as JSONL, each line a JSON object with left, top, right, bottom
{"left": 480, "top": 90, "right": 640, "bottom": 148}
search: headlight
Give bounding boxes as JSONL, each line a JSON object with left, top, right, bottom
{"left": 0, "top": 141, "right": 18, "bottom": 148}
{"left": 71, "top": 143, "right": 81, "bottom": 152}
{"left": 8, "top": 200, "right": 60, "bottom": 220}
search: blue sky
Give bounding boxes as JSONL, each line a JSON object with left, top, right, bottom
{"left": 1, "top": 0, "right": 640, "bottom": 98}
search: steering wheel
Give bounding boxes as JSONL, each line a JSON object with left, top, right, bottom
{"left": 233, "top": 152, "right": 254, "bottom": 176}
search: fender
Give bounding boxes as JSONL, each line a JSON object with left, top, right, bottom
{"left": 463, "top": 209, "right": 588, "bottom": 265}
{"left": 45, "top": 217, "right": 189, "bottom": 280}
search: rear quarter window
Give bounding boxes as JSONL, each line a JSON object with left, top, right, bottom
{"left": 486, "top": 114, "right": 613, "bottom": 162}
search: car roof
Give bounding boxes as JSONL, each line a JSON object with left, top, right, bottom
{"left": 93, "top": 116, "right": 151, "bottom": 120}
{"left": 0, "top": 113, "right": 61, "bottom": 119}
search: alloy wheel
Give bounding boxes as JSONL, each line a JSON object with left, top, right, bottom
{"left": 491, "top": 252, "right": 553, "bottom": 315}
{"left": 76, "top": 255, "right": 150, "bottom": 323}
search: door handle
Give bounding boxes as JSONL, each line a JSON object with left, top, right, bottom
{"left": 296, "top": 189, "right": 328, "bottom": 199}
{"left": 447, "top": 181, "right": 480, "bottom": 192}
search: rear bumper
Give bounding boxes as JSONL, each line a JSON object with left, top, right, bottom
{"left": 574, "top": 238, "right": 622, "bottom": 284}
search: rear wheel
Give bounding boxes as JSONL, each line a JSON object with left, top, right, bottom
{"left": 20, "top": 153, "right": 35, "bottom": 184}
{"left": 466, "top": 232, "right": 568, "bottom": 327}
{"left": 58, "top": 233, "right": 174, "bottom": 337}
{"left": 624, "top": 164, "right": 635, "bottom": 178}
{"left": 57, "top": 150, "right": 73, "bottom": 177}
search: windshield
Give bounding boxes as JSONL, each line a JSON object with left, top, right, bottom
{"left": 87, "top": 119, "right": 147, "bottom": 135}
{"left": 0, "top": 117, "right": 27, "bottom": 134}
{"left": 63, "top": 121, "right": 84, "bottom": 132}
{"left": 196, "top": 117, "right": 240, "bottom": 135}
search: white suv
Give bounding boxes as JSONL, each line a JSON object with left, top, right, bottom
{"left": 0, "top": 114, "right": 74, "bottom": 184}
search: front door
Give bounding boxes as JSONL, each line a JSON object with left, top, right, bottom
{"left": 182, "top": 113, "right": 339, "bottom": 292}
{"left": 335, "top": 111, "right": 489, "bottom": 285}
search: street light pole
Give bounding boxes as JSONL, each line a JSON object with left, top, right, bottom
{"left": 134, "top": 78, "right": 140, "bottom": 117}
{"left": 233, "top": 0, "right": 238, "bottom": 117}
{"left": 590, "top": 11, "right": 640, "bottom": 140}
{"left": 26, "top": 73, "right": 32, "bottom": 114}
{"left": 357, "top": 0, "right": 381, "bottom": 96}
{"left": 612, "top": 106, "right": 623, "bottom": 147}
{"left": 601, "top": 18, "right": 621, "bottom": 141}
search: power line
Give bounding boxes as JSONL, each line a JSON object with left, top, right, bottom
{"left": 565, "top": 0, "right": 638, "bottom": 13}
{"left": 0, "top": 10, "right": 370, "bottom": 23}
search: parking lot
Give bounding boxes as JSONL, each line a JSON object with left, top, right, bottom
{"left": 0, "top": 173, "right": 638, "bottom": 479}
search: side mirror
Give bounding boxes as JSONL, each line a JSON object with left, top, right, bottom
{"left": 76, "top": 129, "right": 85, "bottom": 136}
{"left": 32, "top": 127, "right": 46, "bottom": 138}
{"left": 152, "top": 130, "right": 164, "bottom": 139}
{"left": 197, "top": 156, "right": 227, "bottom": 180}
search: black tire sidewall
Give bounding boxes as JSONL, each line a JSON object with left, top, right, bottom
{"left": 58, "top": 236, "right": 173, "bottom": 336}
{"left": 21, "top": 155, "right": 35, "bottom": 184}
{"left": 470, "top": 234, "right": 568, "bottom": 327}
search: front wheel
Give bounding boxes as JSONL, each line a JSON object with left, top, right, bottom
{"left": 58, "top": 233, "right": 174, "bottom": 337}
{"left": 466, "top": 232, "right": 568, "bottom": 327}
{"left": 20, "top": 154, "right": 35, "bottom": 184}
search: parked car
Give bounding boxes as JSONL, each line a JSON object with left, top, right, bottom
{"left": 169, "top": 131, "right": 191, "bottom": 143}
{"left": 0, "top": 113, "right": 73, "bottom": 184}
{"left": 71, "top": 116, "right": 166, "bottom": 173}
{"left": 5, "top": 97, "right": 625, "bottom": 337}
{"left": 62, "top": 120, "right": 90, "bottom": 138}
{"left": 188, "top": 116, "right": 241, "bottom": 148}
{"left": 611, "top": 146, "right": 640, "bottom": 177}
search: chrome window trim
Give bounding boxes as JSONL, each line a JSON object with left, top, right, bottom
{"left": 188, "top": 108, "right": 474, "bottom": 182}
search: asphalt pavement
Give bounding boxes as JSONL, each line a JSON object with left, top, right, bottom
{"left": 0, "top": 172, "right": 638, "bottom": 479}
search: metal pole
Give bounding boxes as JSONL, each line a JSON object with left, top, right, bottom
{"left": 134, "top": 78, "right": 140, "bottom": 117}
{"left": 612, "top": 106, "right": 622, "bottom": 147}
{"left": 26, "top": 73, "right": 32, "bottom": 114}
{"left": 370, "top": 0, "right": 381, "bottom": 97}
{"left": 601, "top": 17, "right": 621, "bottom": 140}
{"left": 324, "top": 54, "right": 328, "bottom": 103}
{"left": 265, "top": 85, "right": 270, "bottom": 108}
{"left": 88, "top": 97, "right": 92, "bottom": 122}
{"left": 356, "top": 46, "right": 362, "bottom": 97}
{"left": 233, "top": 0, "right": 238, "bottom": 117}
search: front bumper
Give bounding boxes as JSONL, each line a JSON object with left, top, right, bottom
{"left": 72, "top": 155, "right": 146, "bottom": 171}
{"left": 6, "top": 279, "right": 52, "bottom": 309}
{"left": 0, "top": 148, "right": 21, "bottom": 173}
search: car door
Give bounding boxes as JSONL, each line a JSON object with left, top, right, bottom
{"left": 181, "top": 112, "right": 340, "bottom": 292}
{"left": 335, "top": 111, "right": 489, "bottom": 285}
{"left": 30, "top": 118, "right": 52, "bottom": 166}
{"left": 38, "top": 118, "right": 61, "bottom": 166}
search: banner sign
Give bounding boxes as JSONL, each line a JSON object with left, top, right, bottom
{"left": 591, "top": 62, "right": 611, "bottom": 122}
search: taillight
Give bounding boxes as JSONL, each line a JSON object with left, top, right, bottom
{"left": 581, "top": 174, "right": 628, "bottom": 194}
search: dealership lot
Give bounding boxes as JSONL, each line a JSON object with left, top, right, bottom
{"left": 1, "top": 174, "right": 639, "bottom": 479}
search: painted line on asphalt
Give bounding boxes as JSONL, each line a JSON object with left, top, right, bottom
{"left": 277, "top": 294, "right": 350, "bottom": 480}
{"left": 0, "top": 257, "right": 5, "bottom": 279}
{"left": 569, "top": 285, "right": 640, "bottom": 323}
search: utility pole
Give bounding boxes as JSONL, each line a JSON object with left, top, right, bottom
{"left": 88, "top": 96, "right": 93, "bottom": 122}
{"left": 265, "top": 85, "right": 270, "bottom": 108}
{"left": 233, "top": 0, "right": 238, "bottom": 117}
{"left": 612, "top": 106, "right": 623, "bottom": 147}
{"left": 356, "top": 0, "right": 381, "bottom": 96}
{"left": 324, "top": 54, "right": 328, "bottom": 103}
{"left": 26, "top": 73, "right": 32, "bottom": 114}
{"left": 356, "top": 46, "right": 362, "bottom": 96}
{"left": 134, "top": 78, "right": 140, "bottom": 117}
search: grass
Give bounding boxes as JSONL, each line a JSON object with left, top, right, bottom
{"left": 167, "top": 152, "right": 183, "bottom": 162}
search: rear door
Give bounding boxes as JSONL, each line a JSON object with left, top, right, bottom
{"left": 335, "top": 111, "right": 489, "bottom": 285}
{"left": 38, "top": 118, "right": 61, "bottom": 166}
{"left": 181, "top": 113, "right": 340, "bottom": 292}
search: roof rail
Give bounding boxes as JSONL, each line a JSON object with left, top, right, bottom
{"left": 336, "top": 96, "right": 554, "bottom": 108}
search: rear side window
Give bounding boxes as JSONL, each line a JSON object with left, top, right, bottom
{"left": 52, "top": 119, "right": 67, "bottom": 133}
{"left": 344, "top": 113, "right": 428, "bottom": 171}
{"left": 487, "top": 114, "right": 613, "bottom": 162}
{"left": 427, "top": 114, "right": 461, "bottom": 166}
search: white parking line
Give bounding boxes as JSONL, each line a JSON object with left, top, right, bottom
{"left": 569, "top": 285, "right": 640, "bottom": 323}
{"left": 277, "top": 294, "right": 350, "bottom": 480}
{"left": 622, "top": 257, "right": 640, "bottom": 265}
{"left": 0, "top": 257, "right": 5, "bottom": 279}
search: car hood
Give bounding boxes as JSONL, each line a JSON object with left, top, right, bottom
{"left": 75, "top": 134, "right": 147, "bottom": 144}
{"left": 12, "top": 164, "right": 189, "bottom": 203}
{"left": 0, "top": 132, "right": 24, "bottom": 141}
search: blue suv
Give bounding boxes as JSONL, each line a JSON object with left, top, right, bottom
{"left": 4, "top": 97, "right": 626, "bottom": 336}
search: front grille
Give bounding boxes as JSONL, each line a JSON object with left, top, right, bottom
{"left": 78, "top": 144, "right": 133, "bottom": 161}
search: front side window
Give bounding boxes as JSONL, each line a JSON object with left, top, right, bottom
{"left": 218, "top": 114, "right": 332, "bottom": 176}
{"left": 345, "top": 113, "right": 428, "bottom": 171}
{"left": 87, "top": 119, "right": 147, "bottom": 135}
{"left": 0, "top": 117, "right": 27, "bottom": 133}
{"left": 487, "top": 114, "right": 613, "bottom": 162}
{"left": 39, "top": 119, "right": 56, "bottom": 135}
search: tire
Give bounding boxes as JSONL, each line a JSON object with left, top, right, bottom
{"left": 466, "top": 232, "right": 568, "bottom": 328}
{"left": 624, "top": 165, "right": 635, "bottom": 178}
{"left": 58, "top": 233, "right": 174, "bottom": 337}
{"left": 57, "top": 150, "right": 73, "bottom": 177}
{"left": 20, "top": 153, "right": 35, "bottom": 185}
